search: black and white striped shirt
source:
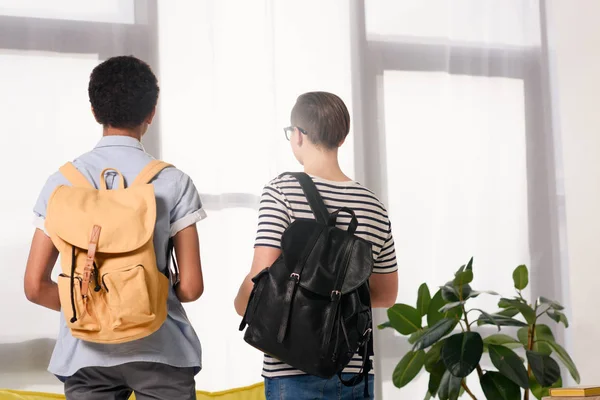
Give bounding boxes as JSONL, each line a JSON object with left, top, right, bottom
{"left": 255, "top": 174, "right": 398, "bottom": 378}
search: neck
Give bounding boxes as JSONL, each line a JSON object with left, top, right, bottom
{"left": 302, "top": 148, "right": 351, "bottom": 182}
{"left": 103, "top": 126, "right": 144, "bottom": 141}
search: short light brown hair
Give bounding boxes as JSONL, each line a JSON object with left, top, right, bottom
{"left": 291, "top": 92, "right": 350, "bottom": 149}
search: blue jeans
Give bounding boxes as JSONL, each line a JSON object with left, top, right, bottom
{"left": 265, "top": 374, "right": 374, "bottom": 400}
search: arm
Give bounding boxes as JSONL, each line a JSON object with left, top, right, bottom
{"left": 168, "top": 171, "right": 207, "bottom": 303}
{"left": 235, "top": 182, "right": 291, "bottom": 316}
{"left": 234, "top": 246, "right": 281, "bottom": 316}
{"left": 370, "top": 226, "right": 399, "bottom": 308}
{"left": 370, "top": 271, "right": 398, "bottom": 308}
{"left": 173, "top": 224, "right": 204, "bottom": 302}
{"left": 24, "top": 229, "right": 60, "bottom": 311}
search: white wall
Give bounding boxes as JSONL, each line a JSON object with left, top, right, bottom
{"left": 546, "top": 0, "right": 600, "bottom": 386}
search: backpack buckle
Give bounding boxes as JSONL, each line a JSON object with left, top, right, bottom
{"left": 290, "top": 273, "right": 300, "bottom": 283}
{"left": 330, "top": 290, "right": 341, "bottom": 301}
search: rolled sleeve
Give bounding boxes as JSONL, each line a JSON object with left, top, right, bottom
{"left": 373, "top": 224, "right": 398, "bottom": 274}
{"left": 170, "top": 173, "right": 206, "bottom": 237}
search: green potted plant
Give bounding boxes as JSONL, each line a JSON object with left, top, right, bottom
{"left": 379, "top": 258, "right": 579, "bottom": 400}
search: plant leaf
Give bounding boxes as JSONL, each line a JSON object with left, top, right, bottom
{"left": 388, "top": 304, "right": 422, "bottom": 335}
{"left": 496, "top": 308, "right": 520, "bottom": 318}
{"left": 425, "top": 340, "right": 445, "bottom": 372}
{"left": 392, "top": 350, "right": 426, "bottom": 388}
{"left": 539, "top": 339, "right": 580, "bottom": 383}
{"left": 466, "top": 257, "right": 473, "bottom": 271}
{"left": 547, "top": 310, "right": 569, "bottom": 328}
{"left": 441, "top": 332, "right": 484, "bottom": 378}
{"left": 377, "top": 321, "right": 392, "bottom": 330}
{"left": 534, "top": 324, "right": 556, "bottom": 341}
{"left": 483, "top": 334, "right": 522, "bottom": 349}
{"left": 480, "top": 371, "right": 522, "bottom": 400}
{"left": 529, "top": 375, "right": 562, "bottom": 400}
{"left": 414, "top": 318, "right": 456, "bottom": 351}
{"left": 513, "top": 265, "right": 529, "bottom": 290}
{"left": 517, "top": 325, "right": 554, "bottom": 355}
{"left": 498, "top": 298, "right": 536, "bottom": 324}
{"left": 428, "top": 290, "right": 463, "bottom": 326}
{"left": 442, "top": 283, "right": 472, "bottom": 302}
{"left": 438, "top": 370, "right": 462, "bottom": 400}
{"left": 488, "top": 345, "right": 530, "bottom": 388}
{"left": 473, "top": 309, "right": 502, "bottom": 331}
{"left": 417, "top": 283, "right": 432, "bottom": 317}
{"left": 468, "top": 290, "right": 500, "bottom": 299}
{"left": 516, "top": 305, "right": 536, "bottom": 325}
{"left": 441, "top": 284, "right": 460, "bottom": 302}
{"left": 527, "top": 350, "right": 561, "bottom": 387}
{"left": 428, "top": 360, "right": 446, "bottom": 396}
{"left": 453, "top": 270, "right": 473, "bottom": 286}
{"left": 478, "top": 314, "right": 527, "bottom": 328}
{"left": 439, "top": 301, "right": 465, "bottom": 313}
{"left": 538, "top": 296, "right": 564, "bottom": 311}
{"left": 408, "top": 329, "right": 428, "bottom": 345}
{"left": 498, "top": 297, "right": 525, "bottom": 308}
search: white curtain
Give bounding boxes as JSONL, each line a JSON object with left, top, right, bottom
{"left": 361, "top": 1, "right": 563, "bottom": 398}
{"left": 0, "top": 1, "right": 564, "bottom": 399}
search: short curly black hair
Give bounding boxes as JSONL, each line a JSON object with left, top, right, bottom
{"left": 88, "top": 56, "right": 159, "bottom": 128}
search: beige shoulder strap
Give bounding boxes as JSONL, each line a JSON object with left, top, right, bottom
{"left": 132, "top": 160, "right": 174, "bottom": 186}
{"left": 59, "top": 162, "right": 94, "bottom": 188}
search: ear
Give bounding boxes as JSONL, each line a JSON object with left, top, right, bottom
{"left": 296, "top": 128, "right": 304, "bottom": 147}
{"left": 145, "top": 107, "right": 157, "bottom": 125}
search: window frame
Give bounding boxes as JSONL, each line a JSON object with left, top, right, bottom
{"left": 348, "top": 0, "right": 563, "bottom": 394}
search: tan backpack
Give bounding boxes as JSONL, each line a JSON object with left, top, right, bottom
{"left": 45, "top": 160, "right": 172, "bottom": 344}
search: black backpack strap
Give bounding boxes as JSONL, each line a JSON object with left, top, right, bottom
{"left": 339, "top": 327, "right": 373, "bottom": 398}
{"left": 276, "top": 224, "right": 326, "bottom": 343}
{"left": 285, "top": 172, "right": 329, "bottom": 224}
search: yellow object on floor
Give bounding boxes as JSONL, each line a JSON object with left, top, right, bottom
{"left": 0, "top": 383, "right": 265, "bottom": 400}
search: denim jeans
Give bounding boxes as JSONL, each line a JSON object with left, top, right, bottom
{"left": 265, "top": 374, "right": 374, "bottom": 400}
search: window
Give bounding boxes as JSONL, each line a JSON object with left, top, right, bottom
{"left": 0, "top": 1, "right": 158, "bottom": 392}
{"left": 0, "top": 0, "right": 135, "bottom": 24}
{"left": 355, "top": 1, "right": 556, "bottom": 398}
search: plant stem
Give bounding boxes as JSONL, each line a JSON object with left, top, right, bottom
{"left": 524, "top": 321, "right": 537, "bottom": 400}
{"left": 462, "top": 306, "right": 484, "bottom": 379}
{"left": 462, "top": 380, "right": 477, "bottom": 400}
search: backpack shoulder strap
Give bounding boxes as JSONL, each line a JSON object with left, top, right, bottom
{"left": 286, "top": 172, "right": 329, "bottom": 224}
{"left": 59, "top": 162, "right": 94, "bottom": 188}
{"left": 132, "top": 160, "right": 174, "bottom": 186}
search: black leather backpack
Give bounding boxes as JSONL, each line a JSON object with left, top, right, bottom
{"left": 239, "top": 172, "right": 374, "bottom": 397}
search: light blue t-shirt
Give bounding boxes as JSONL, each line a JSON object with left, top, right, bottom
{"left": 33, "top": 135, "right": 205, "bottom": 380}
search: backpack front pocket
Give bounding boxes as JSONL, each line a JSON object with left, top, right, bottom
{"left": 102, "top": 264, "right": 155, "bottom": 331}
{"left": 58, "top": 274, "right": 101, "bottom": 332}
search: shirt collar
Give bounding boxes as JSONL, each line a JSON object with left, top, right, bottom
{"left": 94, "top": 135, "right": 146, "bottom": 151}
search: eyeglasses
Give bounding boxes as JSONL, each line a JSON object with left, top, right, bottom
{"left": 283, "top": 126, "right": 307, "bottom": 141}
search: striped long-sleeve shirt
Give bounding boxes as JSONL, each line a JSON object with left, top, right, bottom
{"left": 254, "top": 174, "right": 398, "bottom": 378}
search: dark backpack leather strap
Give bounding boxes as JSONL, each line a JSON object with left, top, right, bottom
{"left": 276, "top": 224, "right": 326, "bottom": 343}
{"left": 339, "top": 327, "right": 373, "bottom": 398}
{"left": 286, "top": 172, "right": 329, "bottom": 224}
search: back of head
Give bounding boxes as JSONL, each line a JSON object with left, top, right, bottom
{"left": 88, "top": 55, "right": 159, "bottom": 129}
{"left": 291, "top": 92, "right": 350, "bottom": 150}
